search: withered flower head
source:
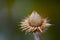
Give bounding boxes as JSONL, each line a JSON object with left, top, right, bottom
{"left": 20, "top": 11, "right": 51, "bottom": 32}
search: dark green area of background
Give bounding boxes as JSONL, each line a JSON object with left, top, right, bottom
{"left": 0, "top": 0, "right": 60, "bottom": 40}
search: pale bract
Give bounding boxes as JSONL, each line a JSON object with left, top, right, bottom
{"left": 20, "top": 11, "right": 51, "bottom": 32}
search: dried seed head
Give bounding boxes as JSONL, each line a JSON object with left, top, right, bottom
{"left": 29, "top": 11, "right": 42, "bottom": 27}
{"left": 19, "top": 11, "right": 51, "bottom": 32}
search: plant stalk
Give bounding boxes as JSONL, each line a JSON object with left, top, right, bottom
{"left": 33, "top": 32, "right": 41, "bottom": 40}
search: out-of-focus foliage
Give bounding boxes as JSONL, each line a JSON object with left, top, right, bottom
{"left": 0, "top": 0, "right": 60, "bottom": 40}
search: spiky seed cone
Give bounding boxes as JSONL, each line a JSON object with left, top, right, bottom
{"left": 19, "top": 11, "right": 51, "bottom": 32}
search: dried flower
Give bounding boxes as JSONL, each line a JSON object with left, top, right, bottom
{"left": 19, "top": 11, "right": 51, "bottom": 33}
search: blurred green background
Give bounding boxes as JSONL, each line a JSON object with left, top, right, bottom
{"left": 0, "top": 0, "right": 60, "bottom": 40}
